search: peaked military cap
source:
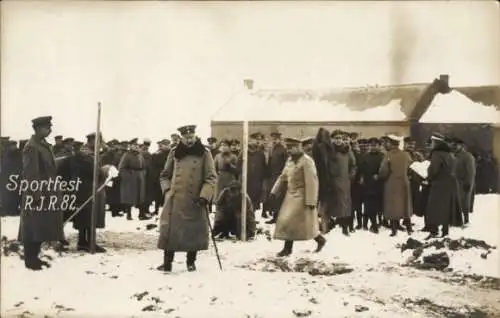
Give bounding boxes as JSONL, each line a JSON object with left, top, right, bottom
{"left": 32, "top": 116, "right": 53, "bottom": 127}
{"left": 143, "top": 138, "right": 151, "bottom": 145}
{"left": 270, "top": 132, "right": 282, "bottom": 138}
{"left": 73, "top": 141, "right": 84, "bottom": 147}
{"left": 0, "top": 136, "right": 10, "bottom": 142}
{"left": 177, "top": 125, "right": 196, "bottom": 135}
{"left": 170, "top": 133, "right": 180, "bottom": 138}
{"left": 301, "top": 137, "right": 314, "bottom": 146}
{"left": 349, "top": 132, "right": 359, "bottom": 139}
{"left": 368, "top": 137, "right": 381, "bottom": 144}
{"left": 108, "top": 139, "right": 119, "bottom": 145}
{"left": 86, "top": 132, "right": 102, "bottom": 140}
{"left": 207, "top": 137, "right": 217, "bottom": 143}
{"left": 129, "top": 138, "right": 138, "bottom": 144}
{"left": 54, "top": 135, "right": 63, "bottom": 140}
{"left": 284, "top": 137, "right": 301, "bottom": 145}
{"left": 63, "top": 138, "right": 74, "bottom": 143}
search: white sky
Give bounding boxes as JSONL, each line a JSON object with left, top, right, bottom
{"left": 1, "top": 1, "right": 499, "bottom": 142}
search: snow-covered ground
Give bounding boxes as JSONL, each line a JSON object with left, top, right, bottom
{"left": 1, "top": 195, "right": 499, "bottom": 318}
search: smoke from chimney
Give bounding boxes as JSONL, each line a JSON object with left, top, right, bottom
{"left": 244, "top": 79, "right": 254, "bottom": 90}
{"left": 389, "top": 7, "right": 418, "bottom": 85}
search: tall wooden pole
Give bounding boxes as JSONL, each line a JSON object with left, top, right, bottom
{"left": 240, "top": 120, "right": 249, "bottom": 241}
{"left": 90, "top": 102, "right": 102, "bottom": 254}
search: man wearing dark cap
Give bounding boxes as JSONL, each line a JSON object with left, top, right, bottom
{"left": 71, "top": 132, "right": 107, "bottom": 252}
{"left": 118, "top": 137, "right": 147, "bottom": 220}
{"left": 230, "top": 139, "right": 241, "bottom": 156}
{"left": 137, "top": 138, "right": 154, "bottom": 220}
{"left": 378, "top": 135, "right": 413, "bottom": 236}
{"left": 213, "top": 139, "right": 239, "bottom": 211}
{"left": 424, "top": 132, "right": 462, "bottom": 239}
{"left": 267, "top": 137, "right": 326, "bottom": 256}
{"left": 151, "top": 139, "right": 172, "bottom": 215}
{"left": 53, "top": 135, "right": 64, "bottom": 156}
{"left": 451, "top": 137, "right": 476, "bottom": 225}
{"left": 18, "top": 116, "right": 65, "bottom": 270}
{"left": 157, "top": 124, "right": 217, "bottom": 272}
{"left": 358, "top": 137, "right": 385, "bottom": 233}
{"left": 238, "top": 132, "right": 267, "bottom": 214}
{"left": 263, "top": 131, "right": 287, "bottom": 222}
{"left": 207, "top": 137, "right": 219, "bottom": 159}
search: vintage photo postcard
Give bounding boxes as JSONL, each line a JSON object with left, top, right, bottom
{"left": 1, "top": 1, "right": 499, "bottom": 317}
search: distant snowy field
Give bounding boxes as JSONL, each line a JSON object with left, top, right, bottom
{"left": 1, "top": 195, "right": 499, "bottom": 318}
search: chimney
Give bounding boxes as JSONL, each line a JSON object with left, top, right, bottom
{"left": 243, "top": 79, "right": 254, "bottom": 90}
{"left": 437, "top": 74, "right": 451, "bottom": 94}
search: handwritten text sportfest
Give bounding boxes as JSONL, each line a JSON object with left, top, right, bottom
{"left": 6, "top": 175, "right": 82, "bottom": 213}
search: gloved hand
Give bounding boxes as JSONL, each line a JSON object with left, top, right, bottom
{"left": 193, "top": 197, "right": 209, "bottom": 206}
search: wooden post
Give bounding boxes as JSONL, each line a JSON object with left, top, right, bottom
{"left": 90, "top": 102, "right": 102, "bottom": 254}
{"left": 240, "top": 120, "right": 249, "bottom": 241}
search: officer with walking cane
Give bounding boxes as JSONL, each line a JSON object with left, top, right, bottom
{"left": 156, "top": 125, "right": 218, "bottom": 273}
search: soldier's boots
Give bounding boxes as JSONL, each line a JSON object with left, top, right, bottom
{"left": 276, "top": 241, "right": 293, "bottom": 257}
{"left": 24, "top": 243, "right": 48, "bottom": 271}
{"left": 390, "top": 221, "right": 398, "bottom": 237}
{"left": 186, "top": 251, "right": 197, "bottom": 272}
{"left": 463, "top": 212, "right": 469, "bottom": 225}
{"left": 314, "top": 235, "right": 326, "bottom": 253}
{"left": 157, "top": 251, "right": 174, "bottom": 272}
{"left": 77, "top": 229, "right": 106, "bottom": 253}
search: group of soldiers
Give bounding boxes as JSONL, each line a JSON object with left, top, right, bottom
{"left": 0, "top": 114, "right": 494, "bottom": 272}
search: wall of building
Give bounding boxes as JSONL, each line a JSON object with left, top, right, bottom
{"left": 211, "top": 121, "right": 410, "bottom": 140}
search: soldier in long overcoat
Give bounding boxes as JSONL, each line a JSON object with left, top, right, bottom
{"left": 424, "top": 133, "right": 462, "bottom": 239}
{"left": 151, "top": 139, "right": 171, "bottom": 214}
{"left": 118, "top": 139, "right": 146, "bottom": 220}
{"left": 237, "top": 133, "right": 267, "bottom": 211}
{"left": 213, "top": 139, "right": 239, "bottom": 199}
{"left": 312, "top": 128, "right": 336, "bottom": 233}
{"left": 325, "top": 130, "right": 356, "bottom": 236}
{"left": 72, "top": 133, "right": 107, "bottom": 252}
{"left": 138, "top": 139, "right": 154, "bottom": 220}
{"left": 350, "top": 140, "right": 365, "bottom": 230}
{"left": 452, "top": 138, "right": 476, "bottom": 225}
{"left": 268, "top": 138, "right": 326, "bottom": 257}
{"left": 263, "top": 132, "right": 288, "bottom": 222}
{"left": 18, "top": 116, "right": 64, "bottom": 270}
{"left": 378, "top": 135, "right": 413, "bottom": 236}
{"left": 157, "top": 125, "right": 217, "bottom": 272}
{"left": 359, "top": 137, "right": 384, "bottom": 233}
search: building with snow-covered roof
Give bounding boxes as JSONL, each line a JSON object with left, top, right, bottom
{"left": 210, "top": 76, "right": 450, "bottom": 140}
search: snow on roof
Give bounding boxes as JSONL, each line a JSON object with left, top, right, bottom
{"left": 419, "top": 89, "right": 500, "bottom": 124}
{"left": 211, "top": 86, "right": 422, "bottom": 122}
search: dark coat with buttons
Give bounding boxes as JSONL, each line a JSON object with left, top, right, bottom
{"left": 118, "top": 150, "right": 146, "bottom": 206}
{"left": 157, "top": 139, "right": 217, "bottom": 252}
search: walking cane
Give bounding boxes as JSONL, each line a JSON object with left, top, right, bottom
{"left": 205, "top": 204, "right": 223, "bottom": 271}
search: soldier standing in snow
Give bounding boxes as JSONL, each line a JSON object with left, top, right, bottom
{"left": 72, "top": 133, "right": 107, "bottom": 253}
{"left": 263, "top": 132, "right": 288, "bottom": 222}
{"left": 18, "top": 116, "right": 65, "bottom": 270}
{"left": 451, "top": 137, "right": 476, "bottom": 225}
{"left": 151, "top": 139, "right": 171, "bottom": 215}
{"left": 237, "top": 133, "right": 267, "bottom": 212}
{"left": 424, "top": 133, "right": 462, "bottom": 239}
{"left": 213, "top": 139, "right": 239, "bottom": 200}
{"left": 138, "top": 138, "right": 154, "bottom": 220}
{"left": 378, "top": 135, "right": 413, "bottom": 236}
{"left": 268, "top": 137, "right": 326, "bottom": 257}
{"left": 358, "top": 137, "right": 384, "bottom": 233}
{"left": 157, "top": 125, "right": 217, "bottom": 272}
{"left": 118, "top": 138, "right": 147, "bottom": 220}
